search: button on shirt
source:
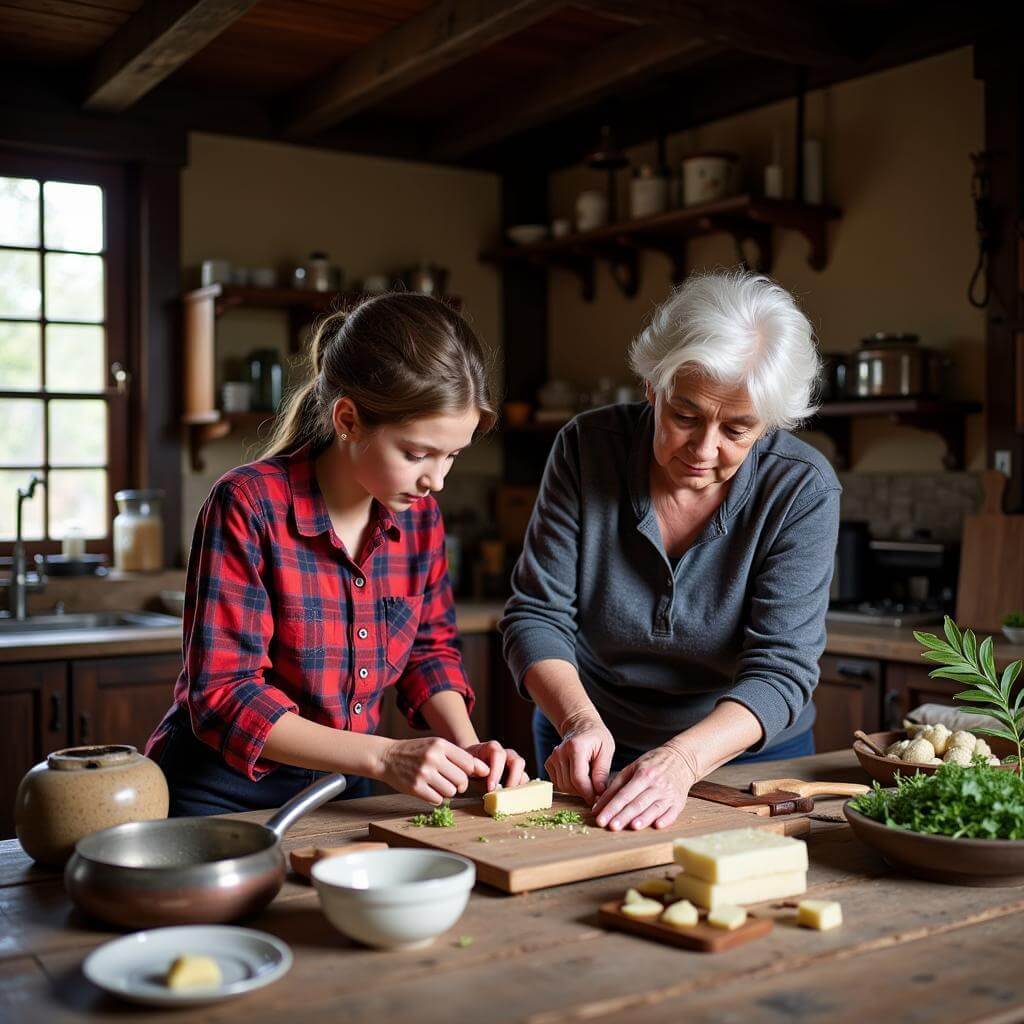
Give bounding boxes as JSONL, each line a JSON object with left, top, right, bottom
{"left": 146, "top": 446, "right": 473, "bottom": 781}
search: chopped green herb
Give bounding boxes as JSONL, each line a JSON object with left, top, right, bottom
{"left": 492, "top": 811, "right": 510, "bottom": 821}
{"left": 477, "top": 835, "right": 490, "bottom": 843}
{"left": 456, "top": 935, "right": 473, "bottom": 948}
{"left": 410, "top": 800, "right": 456, "bottom": 828}
{"left": 514, "top": 809, "right": 585, "bottom": 830}
{"left": 849, "top": 760, "right": 1024, "bottom": 840}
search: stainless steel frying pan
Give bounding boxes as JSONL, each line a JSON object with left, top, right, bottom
{"left": 65, "top": 773, "right": 347, "bottom": 928}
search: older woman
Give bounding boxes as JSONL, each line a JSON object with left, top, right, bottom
{"left": 499, "top": 270, "right": 839, "bottom": 832}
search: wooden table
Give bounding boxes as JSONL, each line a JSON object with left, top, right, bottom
{"left": 2, "top": 749, "right": 1023, "bottom": 1023}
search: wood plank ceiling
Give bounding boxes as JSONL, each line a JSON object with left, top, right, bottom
{"left": 0, "top": 0, "right": 988, "bottom": 170}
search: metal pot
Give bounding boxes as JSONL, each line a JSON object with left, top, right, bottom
{"left": 65, "top": 773, "right": 347, "bottom": 929}
{"left": 852, "top": 333, "right": 946, "bottom": 398}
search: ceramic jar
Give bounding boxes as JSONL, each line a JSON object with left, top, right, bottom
{"left": 14, "top": 745, "right": 169, "bottom": 866}
{"left": 575, "top": 189, "right": 608, "bottom": 231}
{"left": 681, "top": 152, "right": 740, "bottom": 206}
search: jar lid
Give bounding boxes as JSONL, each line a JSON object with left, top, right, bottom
{"left": 114, "top": 489, "right": 164, "bottom": 502}
{"left": 681, "top": 151, "right": 740, "bottom": 163}
{"left": 48, "top": 745, "right": 137, "bottom": 771}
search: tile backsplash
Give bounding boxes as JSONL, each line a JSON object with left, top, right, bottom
{"left": 838, "top": 472, "right": 982, "bottom": 542}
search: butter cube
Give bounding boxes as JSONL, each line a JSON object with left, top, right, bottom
{"left": 660, "top": 899, "right": 699, "bottom": 929}
{"left": 673, "top": 828, "right": 808, "bottom": 883}
{"left": 620, "top": 897, "right": 664, "bottom": 919}
{"left": 674, "top": 869, "right": 806, "bottom": 909}
{"left": 707, "top": 905, "right": 747, "bottom": 931}
{"left": 797, "top": 899, "right": 843, "bottom": 931}
{"left": 483, "top": 779, "right": 553, "bottom": 817}
{"left": 636, "top": 877, "right": 674, "bottom": 897}
{"left": 165, "top": 954, "right": 222, "bottom": 990}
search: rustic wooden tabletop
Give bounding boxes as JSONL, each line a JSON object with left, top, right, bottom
{"left": 2, "top": 749, "right": 1022, "bottom": 1023}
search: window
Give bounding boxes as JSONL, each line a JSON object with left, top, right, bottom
{"left": 0, "top": 153, "right": 128, "bottom": 552}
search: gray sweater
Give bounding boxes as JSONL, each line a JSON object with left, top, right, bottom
{"left": 499, "top": 402, "right": 841, "bottom": 754}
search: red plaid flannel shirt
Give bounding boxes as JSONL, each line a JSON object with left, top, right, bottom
{"left": 146, "top": 446, "right": 474, "bottom": 781}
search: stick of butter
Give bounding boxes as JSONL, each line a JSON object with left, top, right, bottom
{"left": 673, "top": 869, "right": 807, "bottom": 909}
{"left": 673, "top": 827, "right": 808, "bottom": 882}
{"left": 165, "top": 953, "right": 222, "bottom": 990}
{"left": 707, "top": 905, "right": 747, "bottom": 931}
{"left": 483, "top": 779, "right": 553, "bottom": 817}
{"left": 797, "top": 899, "right": 843, "bottom": 930}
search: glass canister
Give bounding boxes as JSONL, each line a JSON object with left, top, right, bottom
{"left": 113, "top": 489, "right": 164, "bottom": 572}
{"left": 247, "top": 348, "right": 284, "bottom": 411}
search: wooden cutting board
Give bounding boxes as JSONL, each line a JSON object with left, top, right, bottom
{"left": 368, "top": 794, "right": 810, "bottom": 894}
{"left": 956, "top": 470, "right": 1024, "bottom": 634}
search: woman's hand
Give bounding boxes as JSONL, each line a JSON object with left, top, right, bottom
{"left": 592, "top": 743, "right": 697, "bottom": 831}
{"left": 545, "top": 714, "right": 615, "bottom": 805}
{"left": 377, "top": 737, "right": 489, "bottom": 805}
{"left": 463, "top": 740, "right": 528, "bottom": 791}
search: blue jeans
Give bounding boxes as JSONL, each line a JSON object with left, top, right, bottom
{"left": 154, "top": 711, "right": 370, "bottom": 816}
{"left": 531, "top": 706, "right": 814, "bottom": 781}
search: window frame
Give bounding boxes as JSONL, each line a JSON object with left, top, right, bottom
{"left": 0, "top": 149, "right": 130, "bottom": 556}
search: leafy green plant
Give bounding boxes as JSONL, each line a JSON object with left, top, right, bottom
{"left": 913, "top": 616, "right": 1023, "bottom": 775}
{"left": 850, "top": 759, "right": 1024, "bottom": 839}
{"left": 1003, "top": 610, "right": 1024, "bottom": 628}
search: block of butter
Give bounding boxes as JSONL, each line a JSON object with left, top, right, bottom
{"left": 797, "top": 898, "right": 843, "bottom": 931}
{"left": 673, "top": 869, "right": 807, "bottom": 909}
{"left": 483, "top": 778, "right": 553, "bottom": 817}
{"left": 165, "top": 953, "right": 222, "bottom": 990}
{"left": 707, "top": 905, "right": 747, "bottom": 931}
{"left": 673, "top": 827, "right": 808, "bottom": 883}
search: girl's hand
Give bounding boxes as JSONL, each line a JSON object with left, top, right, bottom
{"left": 378, "top": 737, "right": 489, "bottom": 805}
{"left": 591, "top": 743, "right": 696, "bottom": 831}
{"left": 545, "top": 714, "right": 615, "bottom": 805}
{"left": 463, "top": 740, "right": 528, "bottom": 791}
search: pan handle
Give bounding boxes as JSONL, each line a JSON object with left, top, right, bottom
{"left": 265, "top": 773, "right": 348, "bottom": 839}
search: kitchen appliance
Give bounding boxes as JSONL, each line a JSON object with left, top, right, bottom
{"left": 852, "top": 333, "right": 947, "bottom": 398}
{"left": 368, "top": 793, "right": 808, "bottom": 894}
{"left": 65, "top": 774, "right": 347, "bottom": 928}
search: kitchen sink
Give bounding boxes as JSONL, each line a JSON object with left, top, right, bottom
{"left": 0, "top": 611, "right": 182, "bottom": 635}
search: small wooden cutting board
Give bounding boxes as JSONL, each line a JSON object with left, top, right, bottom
{"left": 598, "top": 900, "right": 773, "bottom": 953}
{"left": 368, "top": 793, "right": 809, "bottom": 894}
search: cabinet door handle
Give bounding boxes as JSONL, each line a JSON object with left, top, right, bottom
{"left": 79, "top": 712, "right": 90, "bottom": 742}
{"left": 883, "top": 691, "right": 903, "bottom": 730}
{"left": 49, "top": 693, "right": 62, "bottom": 732}
{"left": 836, "top": 662, "right": 874, "bottom": 680}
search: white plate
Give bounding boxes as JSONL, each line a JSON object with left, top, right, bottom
{"left": 82, "top": 925, "right": 292, "bottom": 1007}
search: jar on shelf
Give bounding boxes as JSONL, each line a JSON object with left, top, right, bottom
{"left": 113, "top": 489, "right": 164, "bottom": 572}
{"left": 247, "top": 348, "right": 283, "bottom": 411}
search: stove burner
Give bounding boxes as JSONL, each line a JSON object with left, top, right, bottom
{"left": 826, "top": 599, "right": 946, "bottom": 629}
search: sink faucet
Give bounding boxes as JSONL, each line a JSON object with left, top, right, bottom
{"left": 5, "top": 475, "right": 47, "bottom": 621}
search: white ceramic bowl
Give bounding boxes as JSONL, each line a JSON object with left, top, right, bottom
{"left": 312, "top": 849, "right": 474, "bottom": 950}
{"left": 506, "top": 224, "right": 547, "bottom": 245}
{"left": 1003, "top": 625, "right": 1024, "bottom": 645}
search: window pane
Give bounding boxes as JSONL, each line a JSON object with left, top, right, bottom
{"left": 45, "top": 324, "right": 104, "bottom": 392}
{"left": 0, "top": 322, "right": 41, "bottom": 390}
{"left": 49, "top": 399, "right": 107, "bottom": 466}
{"left": 44, "top": 253, "right": 104, "bottom": 322}
{"left": 49, "top": 469, "right": 107, "bottom": 538}
{"left": 0, "top": 177, "right": 39, "bottom": 248}
{"left": 43, "top": 181, "right": 103, "bottom": 253}
{"left": 0, "top": 399, "right": 44, "bottom": 465}
{"left": 0, "top": 249, "right": 42, "bottom": 318}
{"left": 0, "top": 470, "right": 45, "bottom": 541}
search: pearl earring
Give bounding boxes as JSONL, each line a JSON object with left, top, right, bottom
{"left": 340, "top": 433, "right": 348, "bottom": 441}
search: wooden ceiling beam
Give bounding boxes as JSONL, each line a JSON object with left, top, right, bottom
{"left": 286, "top": 0, "right": 570, "bottom": 140}
{"left": 83, "top": 0, "right": 260, "bottom": 113}
{"left": 434, "top": 25, "right": 721, "bottom": 160}
{"left": 576, "top": 0, "right": 864, "bottom": 68}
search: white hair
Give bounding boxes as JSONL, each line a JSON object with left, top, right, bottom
{"left": 628, "top": 269, "right": 821, "bottom": 431}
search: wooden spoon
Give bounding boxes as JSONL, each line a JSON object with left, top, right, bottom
{"left": 853, "top": 730, "right": 888, "bottom": 757}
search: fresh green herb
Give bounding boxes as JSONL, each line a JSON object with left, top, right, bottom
{"left": 477, "top": 835, "right": 490, "bottom": 843}
{"left": 456, "top": 935, "right": 473, "bottom": 948}
{"left": 410, "top": 801, "right": 455, "bottom": 828}
{"left": 1004, "top": 611, "right": 1024, "bottom": 629}
{"left": 913, "top": 616, "right": 1023, "bottom": 773}
{"left": 514, "top": 809, "right": 585, "bottom": 830}
{"left": 850, "top": 759, "right": 1024, "bottom": 839}
{"left": 492, "top": 811, "right": 510, "bottom": 821}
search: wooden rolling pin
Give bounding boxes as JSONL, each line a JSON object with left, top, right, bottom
{"left": 289, "top": 841, "right": 388, "bottom": 880}
{"left": 749, "top": 777, "right": 869, "bottom": 798}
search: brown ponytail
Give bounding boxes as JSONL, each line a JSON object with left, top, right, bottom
{"left": 261, "top": 293, "right": 496, "bottom": 459}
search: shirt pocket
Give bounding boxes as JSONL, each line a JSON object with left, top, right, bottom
{"left": 381, "top": 594, "right": 424, "bottom": 673}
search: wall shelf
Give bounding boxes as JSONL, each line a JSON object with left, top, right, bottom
{"left": 480, "top": 195, "right": 841, "bottom": 301}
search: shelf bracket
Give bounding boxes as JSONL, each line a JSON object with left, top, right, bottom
{"left": 187, "top": 421, "right": 231, "bottom": 473}
{"left": 543, "top": 250, "right": 596, "bottom": 302}
{"left": 809, "top": 416, "right": 851, "bottom": 470}
{"left": 632, "top": 234, "right": 688, "bottom": 283}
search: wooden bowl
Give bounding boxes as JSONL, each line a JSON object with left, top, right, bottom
{"left": 843, "top": 801, "right": 1024, "bottom": 886}
{"left": 852, "top": 730, "right": 1018, "bottom": 787}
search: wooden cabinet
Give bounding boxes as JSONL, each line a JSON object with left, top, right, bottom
{"left": 0, "top": 662, "right": 69, "bottom": 838}
{"left": 813, "top": 653, "right": 882, "bottom": 753}
{"left": 882, "top": 662, "right": 961, "bottom": 731}
{"left": 0, "top": 655, "right": 179, "bottom": 839}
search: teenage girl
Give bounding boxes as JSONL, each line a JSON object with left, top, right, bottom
{"left": 147, "top": 293, "right": 526, "bottom": 815}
